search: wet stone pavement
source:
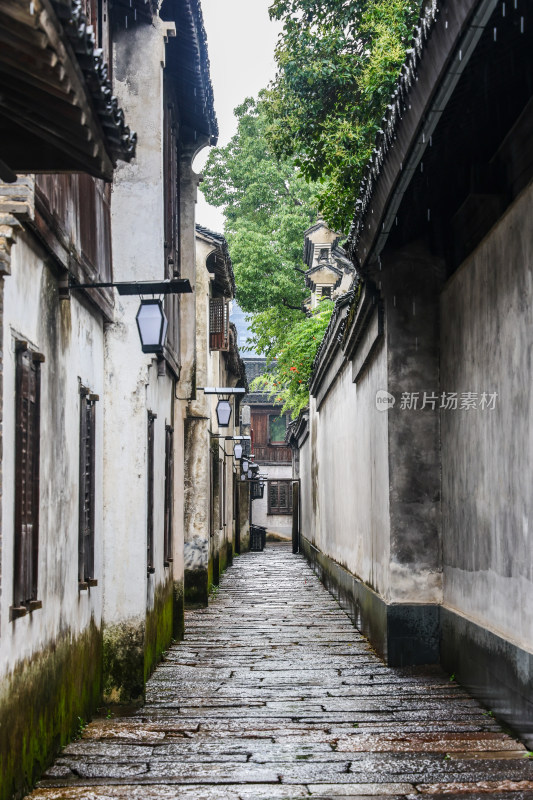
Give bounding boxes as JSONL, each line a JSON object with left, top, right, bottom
{"left": 26, "top": 543, "right": 533, "bottom": 800}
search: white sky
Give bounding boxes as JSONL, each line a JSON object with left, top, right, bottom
{"left": 193, "top": 0, "right": 282, "bottom": 232}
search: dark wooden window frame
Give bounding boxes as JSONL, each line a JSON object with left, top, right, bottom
{"left": 163, "top": 424, "right": 174, "bottom": 567}
{"left": 268, "top": 413, "right": 288, "bottom": 445}
{"left": 267, "top": 480, "right": 293, "bottom": 516}
{"left": 79, "top": 385, "right": 99, "bottom": 590}
{"left": 11, "top": 341, "right": 44, "bottom": 620}
{"left": 209, "top": 296, "right": 230, "bottom": 351}
{"left": 147, "top": 411, "right": 156, "bottom": 575}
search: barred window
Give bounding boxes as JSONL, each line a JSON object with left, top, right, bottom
{"left": 164, "top": 424, "right": 174, "bottom": 567}
{"left": 209, "top": 297, "right": 229, "bottom": 351}
{"left": 268, "top": 480, "right": 293, "bottom": 516}
{"left": 147, "top": 412, "right": 156, "bottom": 575}
{"left": 12, "top": 342, "right": 44, "bottom": 618}
{"left": 79, "top": 387, "right": 98, "bottom": 589}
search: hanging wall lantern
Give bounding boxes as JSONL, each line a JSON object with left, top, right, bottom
{"left": 234, "top": 443, "right": 243, "bottom": 460}
{"left": 242, "top": 459, "right": 249, "bottom": 473}
{"left": 216, "top": 398, "right": 232, "bottom": 427}
{"left": 136, "top": 298, "right": 168, "bottom": 354}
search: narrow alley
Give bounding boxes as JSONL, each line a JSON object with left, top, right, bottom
{"left": 26, "top": 545, "right": 533, "bottom": 800}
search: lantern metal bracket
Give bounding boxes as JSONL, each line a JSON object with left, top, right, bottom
{"left": 62, "top": 277, "right": 193, "bottom": 299}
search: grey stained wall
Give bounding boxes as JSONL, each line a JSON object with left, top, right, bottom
{"left": 440, "top": 180, "right": 533, "bottom": 649}
{"left": 300, "top": 341, "right": 391, "bottom": 597}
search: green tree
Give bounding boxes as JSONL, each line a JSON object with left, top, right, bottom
{"left": 249, "top": 301, "right": 335, "bottom": 415}
{"left": 266, "top": 0, "right": 422, "bottom": 232}
{"left": 201, "top": 97, "right": 317, "bottom": 314}
{"left": 201, "top": 97, "right": 332, "bottom": 416}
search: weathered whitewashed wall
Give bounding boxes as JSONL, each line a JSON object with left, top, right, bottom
{"left": 1, "top": 231, "right": 104, "bottom": 671}
{"left": 0, "top": 229, "right": 105, "bottom": 800}
{"left": 103, "top": 19, "right": 177, "bottom": 700}
{"left": 184, "top": 230, "right": 241, "bottom": 605}
{"left": 301, "top": 339, "right": 390, "bottom": 593}
{"left": 440, "top": 182, "right": 533, "bottom": 651}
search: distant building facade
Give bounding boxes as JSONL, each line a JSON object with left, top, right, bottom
{"left": 243, "top": 359, "right": 292, "bottom": 539}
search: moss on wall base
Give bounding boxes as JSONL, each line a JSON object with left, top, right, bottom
{"left": 184, "top": 567, "right": 209, "bottom": 608}
{"left": 145, "top": 578, "right": 174, "bottom": 681}
{"left": 172, "top": 579, "right": 184, "bottom": 641}
{"left": 102, "top": 620, "right": 144, "bottom": 704}
{"left": 0, "top": 620, "right": 102, "bottom": 800}
{"left": 212, "top": 550, "right": 220, "bottom": 586}
{"left": 226, "top": 540, "right": 233, "bottom": 569}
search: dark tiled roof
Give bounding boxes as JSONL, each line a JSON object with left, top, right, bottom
{"left": 243, "top": 358, "right": 275, "bottom": 405}
{"left": 196, "top": 225, "right": 235, "bottom": 297}
{"left": 161, "top": 0, "right": 218, "bottom": 144}
{"left": 54, "top": 0, "right": 137, "bottom": 165}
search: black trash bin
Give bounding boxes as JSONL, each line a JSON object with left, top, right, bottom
{"left": 250, "top": 524, "right": 267, "bottom": 551}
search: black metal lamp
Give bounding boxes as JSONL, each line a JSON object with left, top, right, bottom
{"left": 234, "top": 443, "right": 243, "bottom": 459}
{"left": 242, "top": 459, "right": 249, "bottom": 473}
{"left": 136, "top": 299, "right": 168, "bottom": 354}
{"left": 216, "top": 399, "right": 232, "bottom": 427}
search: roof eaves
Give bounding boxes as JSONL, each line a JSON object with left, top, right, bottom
{"left": 347, "top": 0, "right": 497, "bottom": 269}
{"left": 53, "top": 0, "right": 137, "bottom": 165}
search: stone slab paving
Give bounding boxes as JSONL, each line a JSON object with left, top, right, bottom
{"left": 25, "top": 544, "right": 533, "bottom": 800}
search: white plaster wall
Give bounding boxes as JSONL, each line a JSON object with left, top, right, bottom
{"left": 1, "top": 233, "right": 104, "bottom": 676}
{"left": 441, "top": 181, "right": 533, "bottom": 651}
{"left": 252, "top": 464, "right": 293, "bottom": 537}
{"left": 103, "top": 18, "right": 175, "bottom": 627}
{"left": 303, "top": 348, "right": 391, "bottom": 596}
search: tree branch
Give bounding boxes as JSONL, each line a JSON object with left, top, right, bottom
{"left": 281, "top": 298, "right": 307, "bottom": 313}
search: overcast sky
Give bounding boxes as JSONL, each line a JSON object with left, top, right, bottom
{"left": 193, "top": 0, "right": 282, "bottom": 232}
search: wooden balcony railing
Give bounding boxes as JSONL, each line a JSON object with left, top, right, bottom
{"left": 253, "top": 444, "right": 292, "bottom": 464}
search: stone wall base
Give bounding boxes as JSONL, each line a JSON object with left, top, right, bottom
{"left": 0, "top": 621, "right": 102, "bottom": 800}
{"left": 184, "top": 566, "right": 209, "bottom": 608}
{"left": 441, "top": 607, "right": 533, "bottom": 749}
{"left": 172, "top": 579, "right": 185, "bottom": 641}
{"left": 301, "top": 536, "right": 440, "bottom": 666}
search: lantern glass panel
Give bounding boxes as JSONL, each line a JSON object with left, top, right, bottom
{"left": 234, "top": 443, "right": 243, "bottom": 459}
{"left": 136, "top": 299, "right": 168, "bottom": 353}
{"left": 216, "top": 399, "right": 232, "bottom": 427}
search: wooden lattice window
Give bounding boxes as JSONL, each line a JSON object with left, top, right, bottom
{"left": 268, "top": 480, "right": 293, "bottom": 516}
{"left": 147, "top": 412, "right": 156, "bottom": 575}
{"left": 164, "top": 424, "right": 174, "bottom": 567}
{"left": 209, "top": 297, "right": 229, "bottom": 351}
{"left": 79, "top": 387, "right": 98, "bottom": 589}
{"left": 12, "top": 343, "right": 44, "bottom": 618}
